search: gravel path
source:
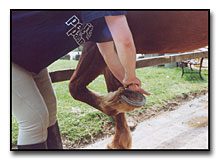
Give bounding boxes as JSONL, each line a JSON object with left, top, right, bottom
{"left": 82, "top": 93, "right": 209, "bottom": 149}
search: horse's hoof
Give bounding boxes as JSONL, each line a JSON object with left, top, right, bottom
{"left": 100, "top": 87, "right": 147, "bottom": 116}
{"left": 107, "top": 142, "right": 131, "bottom": 149}
{"left": 107, "top": 143, "right": 114, "bottom": 149}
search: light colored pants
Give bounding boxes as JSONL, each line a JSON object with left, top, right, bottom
{"left": 12, "top": 63, "right": 57, "bottom": 145}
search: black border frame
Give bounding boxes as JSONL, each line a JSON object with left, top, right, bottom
{"left": 10, "top": 9, "right": 211, "bottom": 152}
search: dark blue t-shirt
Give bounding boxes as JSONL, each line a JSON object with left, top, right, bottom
{"left": 80, "top": 11, "right": 127, "bottom": 23}
{"left": 12, "top": 11, "right": 121, "bottom": 74}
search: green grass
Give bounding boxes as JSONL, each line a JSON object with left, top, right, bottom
{"left": 11, "top": 60, "right": 208, "bottom": 146}
{"left": 48, "top": 59, "right": 78, "bottom": 72}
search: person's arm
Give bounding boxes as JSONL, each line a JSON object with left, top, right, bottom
{"left": 96, "top": 15, "right": 150, "bottom": 95}
{"left": 105, "top": 15, "right": 137, "bottom": 86}
{"left": 97, "top": 41, "right": 125, "bottom": 84}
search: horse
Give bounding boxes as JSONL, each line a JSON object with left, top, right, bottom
{"left": 68, "top": 11, "right": 208, "bottom": 149}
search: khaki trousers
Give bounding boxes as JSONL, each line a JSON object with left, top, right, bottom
{"left": 12, "top": 63, "right": 57, "bottom": 145}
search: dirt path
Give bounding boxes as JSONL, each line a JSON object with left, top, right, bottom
{"left": 82, "top": 93, "right": 209, "bottom": 149}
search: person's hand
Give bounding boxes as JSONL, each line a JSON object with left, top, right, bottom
{"left": 123, "top": 77, "right": 150, "bottom": 96}
{"left": 128, "top": 84, "right": 151, "bottom": 96}
{"left": 123, "top": 76, "right": 141, "bottom": 87}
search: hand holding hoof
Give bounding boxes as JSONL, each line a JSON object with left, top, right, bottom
{"left": 99, "top": 87, "right": 146, "bottom": 116}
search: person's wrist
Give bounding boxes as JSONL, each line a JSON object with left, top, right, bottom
{"left": 124, "top": 83, "right": 139, "bottom": 89}
{"left": 123, "top": 77, "right": 141, "bottom": 88}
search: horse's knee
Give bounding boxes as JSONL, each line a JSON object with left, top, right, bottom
{"left": 69, "top": 80, "right": 83, "bottom": 101}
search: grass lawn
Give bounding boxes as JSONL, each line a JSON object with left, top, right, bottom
{"left": 11, "top": 59, "right": 208, "bottom": 146}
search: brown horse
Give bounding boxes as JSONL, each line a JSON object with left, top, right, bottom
{"left": 69, "top": 11, "right": 208, "bottom": 149}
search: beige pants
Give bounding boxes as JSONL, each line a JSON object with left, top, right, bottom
{"left": 12, "top": 63, "right": 57, "bottom": 145}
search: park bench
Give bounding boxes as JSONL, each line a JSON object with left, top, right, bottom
{"left": 179, "top": 57, "right": 205, "bottom": 80}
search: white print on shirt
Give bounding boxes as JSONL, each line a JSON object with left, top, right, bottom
{"left": 65, "top": 15, "right": 93, "bottom": 45}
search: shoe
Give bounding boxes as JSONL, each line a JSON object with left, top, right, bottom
{"left": 17, "top": 141, "right": 47, "bottom": 150}
{"left": 47, "top": 121, "right": 63, "bottom": 149}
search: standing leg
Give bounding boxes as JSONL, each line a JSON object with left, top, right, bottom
{"left": 33, "top": 68, "right": 63, "bottom": 149}
{"left": 12, "top": 63, "right": 49, "bottom": 149}
{"left": 108, "top": 113, "right": 132, "bottom": 149}
{"left": 103, "top": 68, "right": 132, "bottom": 149}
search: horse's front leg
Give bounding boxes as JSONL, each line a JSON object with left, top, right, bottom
{"left": 108, "top": 113, "right": 132, "bottom": 149}
{"left": 69, "top": 42, "right": 131, "bottom": 149}
{"left": 69, "top": 42, "right": 128, "bottom": 115}
{"left": 103, "top": 68, "right": 132, "bottom": 149}
{"left": 69, "top": 42, "right": 107, "bottom": 112}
